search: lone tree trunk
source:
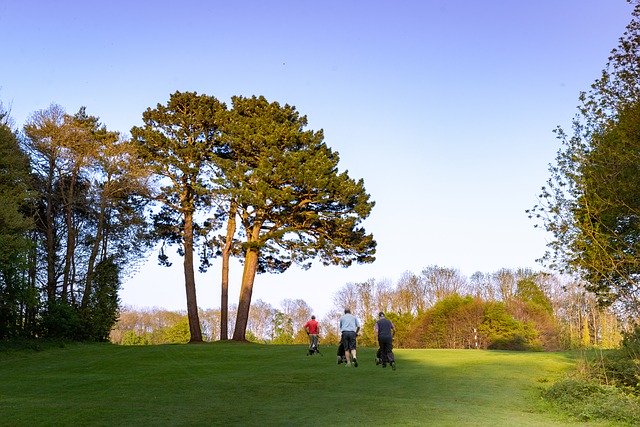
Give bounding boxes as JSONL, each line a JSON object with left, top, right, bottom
{"left": 184, "top": 209, "right": 203, "bottom": 343}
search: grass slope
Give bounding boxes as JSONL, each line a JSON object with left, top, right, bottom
{"left": 0, "top": 342, "right": 614, "bottom": 426}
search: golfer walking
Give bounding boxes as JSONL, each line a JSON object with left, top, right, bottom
{"left": 304, "top": 315, "right": 319, "bottom": 355}
{"left": 339, "top": 308, "right": 360, "bottom": 367}
{"left": 375, "top": 311, "right": 396, "bottom": 370}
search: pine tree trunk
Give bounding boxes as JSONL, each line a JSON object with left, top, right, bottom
{"left": 82, "top": 198, "right": 106, "bottom": 309}
{"left": 219, "top": 200, "right": 237, "bottom": 340}
{"left": 61, "top": 170, "right": 78, "bottom": 301}
{"left": 232, "top": 247, "right": 259, "bottom": 341}
{"left": 183, "top": 210, "right": 203, "bottom": 342}
{"left": 45, "top": 159, "right": 57, "bottom": 301}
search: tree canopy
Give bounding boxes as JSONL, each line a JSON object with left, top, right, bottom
{"left": 217, "top": 95, "right": 376, "bottom": 340}
{"left": 131, "top": 91, "right": 227, "bottom": 342}
{"left": 530, "top": 0, "right": 640, "bottom": 317}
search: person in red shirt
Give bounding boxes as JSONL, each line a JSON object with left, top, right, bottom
{"left": 304, "top": 315, "right": 320, "bottom": 355}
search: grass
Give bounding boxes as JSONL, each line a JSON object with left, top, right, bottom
{"left": 0, "top": 342, "right": 621, "bottom": 426}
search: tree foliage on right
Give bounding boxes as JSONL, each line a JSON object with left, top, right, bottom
{"left": 530, "top": 0, "right": 640, "bottom": 318}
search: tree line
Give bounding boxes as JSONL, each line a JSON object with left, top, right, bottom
{"left": 0, "top": 93, "right": 375, "bottom": 342}
{"left": 111, "top": 266, "right": 622, "bottom": 351}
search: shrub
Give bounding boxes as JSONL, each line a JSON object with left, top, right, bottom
{"left": 40, "top": 300, "right": 83, "bottom": 340}
{"left": 480, "top": 302, "right": 540, "bottom": 351}
{"left": 622, "top": 325, "right": 640, "bottom": 356}
{"left": 583, "top": 346, "right": 639, "bottom": 395}
{"left": 405, "top": 295, "right": 484, "bottom": 349}
{"left": 543, "top": 378, "right": 640, "bottom": 424}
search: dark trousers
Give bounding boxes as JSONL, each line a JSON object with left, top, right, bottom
{"left": 377, "top": 336, "right": 394, "bottom": 363}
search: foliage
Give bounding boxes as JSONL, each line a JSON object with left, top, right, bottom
{"left": 131, "top": 91, "right": 226, "bottom": 343}
{"left": 359, "top": 316, "right": 377, "bottom": 347}
{"left": 15, "top": 104, "right": 150, "bottom": 342}
{"left": 0, "top": 122, "right": 36, "bottom": 340}
{"left": 79, "top": 257, "right": 121, "bottom": 341}
{"left": 271, "top": 311, "right": 294, "bottom": 344}
{"left": 407, "top": 295, "right": 485, "bottom": 349}
{"left": 579, "top": 327, "right": 640, "bottom": 394}
{"left": 622, "top": 324, "right": 640, "bottom": 355}
{"left": 157, "top": 318, "right": 190, "bottom": 344}
{"left": 120, "top": 330, "right": 150, "bottom": 345}
{"left": 481, "top": 302, "right": 540, "bottom": 351}
{"left": 506, "top": 299, "right": 562, "bottom": 351}
{"left": 39, "top": 300, "right": 83, "bottom": 340}
{"left": 220, "top": 95, "right": 376, "bottom": 341}
{"left": 359, "top": 311, "right": 415, "bottom": 348}
{"left": 515, "top": 277, "right": 553, "bottom": 314}
{"left": 543, "top": 377, "right": 640, "bottom": 424}
{"left": 530, "top": 0, "right": 640, "bottom": 317}
{"left": 386, "top": 311, "right": 417, "bottom": 348}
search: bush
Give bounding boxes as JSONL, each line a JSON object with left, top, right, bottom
{"left": 543, "top": 378, "right": 640, "bottom": 424}
{"left": 40, "top": 300, "right": 83, "bottom": 340}
{"left": 622, "top": 325, "right": 640, "bottom": 356}
{"left": 406, "top": 295, "right": 484, "bottom": 349}
{"left": 480, "top": 302, "right": 540, "bottom": 351}
{"left": 584, "top": 348, "right": 640, "bottom": 394}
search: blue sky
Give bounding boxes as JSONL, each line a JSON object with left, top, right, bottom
{"left": 1, "top": 1, "right": 634, "bottom": 318}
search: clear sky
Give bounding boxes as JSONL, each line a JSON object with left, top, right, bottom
{"left": 1, "top": 1, "right": 634, "bottom": 318}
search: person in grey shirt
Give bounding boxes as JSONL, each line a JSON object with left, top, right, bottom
{"left": 338, "top": 308, "right": 360, "bottom": 367}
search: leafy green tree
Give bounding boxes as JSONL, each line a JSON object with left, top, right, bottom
{"left": 272, "top": 310, "right": 294, "bottom": 344}
{"left": 0, "top": 121, "right": 35, "bottom": 339}
{"left": 515, "top": 277, "right": 553, "bottom": 315}
{"left": 22, "top": 105, "right": 149, "bottom": 341}
{"left": 480, "top": 302, "right": 539, "bottom": 351}
{"left": 159, "top": 318, "right": 190, "bottom": 344}
{"left": 407, "top": 294, "right": 484, "bottom": 349}
{"left": 530, "top": 1, "right": 640, "bottom": 317}
{"left": 74, "top": 112, "right": 151, "bottom": 311}
{"left": 573, "top": 102, "right": 640, "bottom": 314}
{"left": 23, "top": 104, "right": 67, "bottom": 302}
{"left": 131, "top": 91, "right": 226, "bottom": 342}
{"left": 79, "top": 257, "right": 121, "bottom": 341}
{"left": 219, "top": 96, "right": 376, "bottom": 341}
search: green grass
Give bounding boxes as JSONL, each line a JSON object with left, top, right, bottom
{"left": 0, "top": 342, "right": 619, "bottom": 426}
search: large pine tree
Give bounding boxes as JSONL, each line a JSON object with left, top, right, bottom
{"left": 131, "top": 91, "right": 226, "bottom": 342}
{"left": 218, "top": 96, "right": 376, "bottom": 341}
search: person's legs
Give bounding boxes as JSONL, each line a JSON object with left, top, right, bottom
{"left": 347, "top": 331, "right": 358, "bottom": 367}
{"left": 381, "top": 337, "right": 395, "bottom": 370}
{"left": 341, "top": 332, "right": 351, "bottom": 364}
{"left": 383, "top": 338, "right": 394, "bottom": 362}
{"left": 378, "top": 339, "right": 387, "bottom": 366}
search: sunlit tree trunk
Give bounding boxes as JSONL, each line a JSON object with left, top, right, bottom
{"left": 184, "top": 208, "right": 203, "bottom": 343}
{"left": 232, "top": 247, "right": 259, "bottom": 341}
{"left": 219, "top": 199, "right": 237, "bottom": 340}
